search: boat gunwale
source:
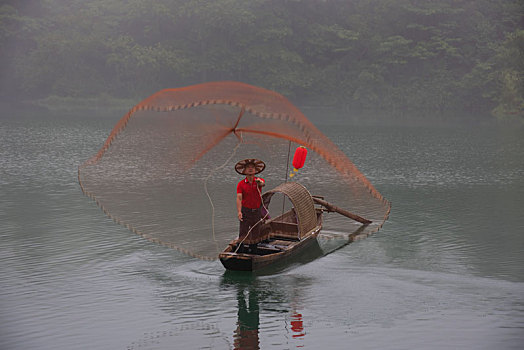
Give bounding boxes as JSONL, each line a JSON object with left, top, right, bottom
{"left": 218, "top": 224, "right": 322, "bottom": 270}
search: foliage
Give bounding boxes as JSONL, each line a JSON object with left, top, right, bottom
{"left": 0, "top": 0, "right": 522, "bottom": 119}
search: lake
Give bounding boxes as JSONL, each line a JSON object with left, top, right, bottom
{"left": 1, "top": 107, "right": 523, "bottom": 349}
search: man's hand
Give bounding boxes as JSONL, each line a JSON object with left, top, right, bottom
{"left": 238, "top": 211, "right": 243, "bottom": 221}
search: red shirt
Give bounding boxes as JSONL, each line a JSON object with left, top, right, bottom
{"left": 237, "top": 177, "right": 265, "bottom": 209}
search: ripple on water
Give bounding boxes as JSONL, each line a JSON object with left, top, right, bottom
{"left": 2, "top": 115, "right": 524, "bottom": 349}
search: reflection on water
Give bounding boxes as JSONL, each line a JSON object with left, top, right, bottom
{"left": 1, "top": 109, "right": 523, "bottom": 349}
{"left": 290, "top": 312, "right": 305, "bottom": 340}
{"left": 234, "top": 285, "right": 260, "bottom": 349}
{"left": 221, "top": 271, "right": 308, "bottom": 350}
{"left": 225, "top": 273, "right": 261, "bottom": 349}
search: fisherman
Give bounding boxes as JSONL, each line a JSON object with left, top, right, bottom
{"left": 235, "top": 158, "right": 266, "bottom": 250}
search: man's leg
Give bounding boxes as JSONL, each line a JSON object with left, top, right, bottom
{"left": 248, "top": 209, "right": 262, "bottom": 252}
{"left": 239, "top": 208, "right": 250, "bottom": 240}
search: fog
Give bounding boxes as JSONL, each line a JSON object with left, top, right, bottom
{"left": 1, "top": 0, "right": 522, "bottom": 122}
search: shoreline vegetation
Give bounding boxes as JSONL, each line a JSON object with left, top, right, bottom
{"left": 1, "top": 1, "right": 522, "bottom": 123}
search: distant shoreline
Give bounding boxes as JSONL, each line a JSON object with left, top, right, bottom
{"left": 25, "top": 95, "right": 139, "bottom": 112}
{"left": 2, "top": 95, "right": 521, "bottom": 127}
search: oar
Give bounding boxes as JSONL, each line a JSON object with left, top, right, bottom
{"left": 312, "top": 197, "right": 372, "bottom": 225}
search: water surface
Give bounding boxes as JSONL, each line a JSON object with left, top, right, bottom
{"left": 1, "top": 108, "right": 523, "bottom": 349}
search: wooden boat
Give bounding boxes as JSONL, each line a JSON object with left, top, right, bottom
{"left": 219, "top": 182, "right": 371, "bottom": 271}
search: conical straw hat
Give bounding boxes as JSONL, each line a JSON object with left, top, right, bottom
{"left": 235, "top": 158, "right": 266, "bottom": 175}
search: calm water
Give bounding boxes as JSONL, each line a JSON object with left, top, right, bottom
{"left": 1, "top": 108, "right": 523, "bottom": 349}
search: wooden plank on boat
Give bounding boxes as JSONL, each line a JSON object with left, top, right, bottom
{"left": 272, "top": 240, "right": 294, "bottom": 246}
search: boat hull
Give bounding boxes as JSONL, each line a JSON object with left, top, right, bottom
{"left": 219, "top": 227, "right": 321, "bottom": 271}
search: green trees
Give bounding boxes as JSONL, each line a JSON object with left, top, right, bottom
{"left": 490, "top": 30, "right": 524, "bottom": 119}
{"left": 0, "top": 0, "right": 521, "bottom": 120}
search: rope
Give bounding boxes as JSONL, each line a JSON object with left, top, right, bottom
{"left": 204, "top": 132, "right": 244, "bottom": 254}
{"left": 232, "top": 185, "right": 270, "bottom": 254}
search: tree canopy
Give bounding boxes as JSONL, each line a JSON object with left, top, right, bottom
{"left": 1, "top": 0, "right": 522, "bottom": 120}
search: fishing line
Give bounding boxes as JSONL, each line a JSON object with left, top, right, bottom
{"left": 203, "top": 130, "right": 269, "bottom": 257}
{"left": 235, "top": 141, "right": 291, "bottom": 253}
{"left": 204, "top": 132, "right": 244, "bottom": 253}
{"left": 233, "top": 185, "right": 270, "bottom": 254}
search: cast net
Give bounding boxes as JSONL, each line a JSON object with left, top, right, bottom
{"left": 78, "top": 81, "right": 390, "bottom": 260}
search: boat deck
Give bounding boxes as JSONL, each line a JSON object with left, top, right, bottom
{"left": 232, "top": 236, "right": 299, "bottom": 255}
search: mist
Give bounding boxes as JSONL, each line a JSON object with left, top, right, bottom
{"left": 1, "top": 0, "right": 522, "bottom": 122}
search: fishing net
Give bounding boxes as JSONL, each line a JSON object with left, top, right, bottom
{"left": 78, "top": 81, "right": 390, "bottom": 260}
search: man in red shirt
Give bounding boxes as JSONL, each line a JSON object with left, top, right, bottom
{"left": 235, "top": 158, "right": 266, "bottom": 247}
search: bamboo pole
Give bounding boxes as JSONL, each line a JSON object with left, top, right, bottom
{"left": 312, "top": 197, "right": 372, "bottom": 225}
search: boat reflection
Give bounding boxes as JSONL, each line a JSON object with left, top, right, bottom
{"left": 221, "top": 272, "right": 263, "bottom": 349}
{"left": 222, "top": 271, "right": 311, "bottom": 349}
{"left": 221, "top": 226, "right": 368, "bottom": 348}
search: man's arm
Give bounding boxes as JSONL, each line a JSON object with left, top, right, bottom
{"left": 236, "top": 193, "right": 243, "bottom": 221}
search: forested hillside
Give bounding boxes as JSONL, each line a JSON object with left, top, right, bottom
{"left": 1, "top": 0, "right": 522, "bottom": 120}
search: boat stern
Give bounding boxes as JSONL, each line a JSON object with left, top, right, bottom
{"left": 219, "top": 252, "right": 254, "bottom": 271}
